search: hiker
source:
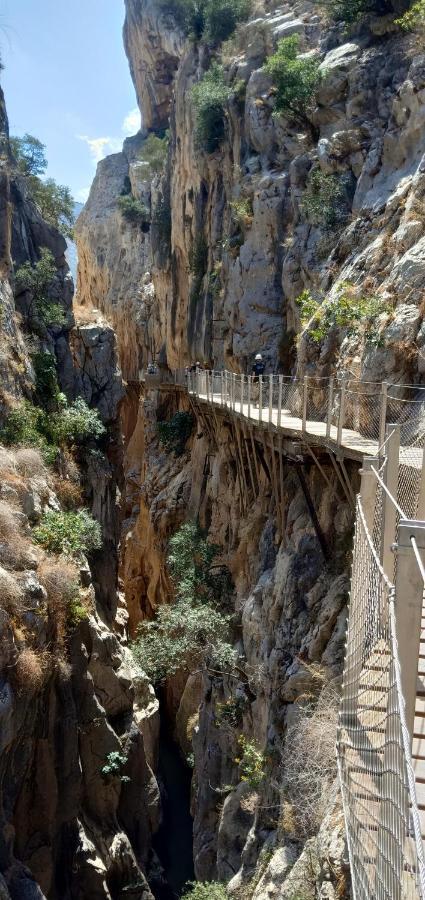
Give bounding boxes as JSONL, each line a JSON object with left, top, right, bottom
{"left": 251, "top": 353, "right": 265, "bottom": 406}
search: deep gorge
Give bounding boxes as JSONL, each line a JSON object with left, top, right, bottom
{"left": 1, "top": 0, "right": 425, "bottom": 897}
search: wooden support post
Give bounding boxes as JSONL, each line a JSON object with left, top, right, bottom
{"left": 249, "top": 426, "right": 260, "bottom": 489}
{"left": 278, "top": 375, "right": 283, "bottom": 430}
{"left": 269, "top": 374, "right": 273, "bottom": 425}
{"left": 247, "top": 375, "right": 251, "bottom": 421}
{"left": 269, "top": 433, "right": 280, "bottom": 520}
{"left": 243, "top": 422, "right": 257, "bottom": 498}
{"left": 326, "top": 376, "right": 334, "bottom": 439}
{"left": 235, "top": 422, "right": 249, "bottom": 512}
{"left": 382, "top": 424, "right": 400, "bottom": 583}
{"left": 295, "top": 463, "right": 330, "bottom": 560}
{"left": 379, "top": 382, "right": 388, "bottom": 448}
{"left": 337, "top": 378, "right": 347, "bottom": 447}
{"left": 278, "top": 435, "right": 285, "bottom": 540}
{"left": 259, "top": 376, "right": 263, "bottom": 424}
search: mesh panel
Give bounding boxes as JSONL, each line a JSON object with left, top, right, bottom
{"left": 337, "top": 499, "right": 424, "bottom": 900}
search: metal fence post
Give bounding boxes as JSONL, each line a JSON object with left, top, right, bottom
{"left": 259, "top": 376, "right": 263, "bottom": 424}
{"left": 240, "top": 374, "right": 245, "bottom": 414}
{"left": 278, "top": 375, "right": 283, "bottom": 429}
{"left": 233, "top": 372, "right": 236, "bottom": 412}
{"left": 220, "top": 371, "right": 224, "bottom": 407}
{"left": 337, "top": 377, "right": 347, "bottom": 447}
{"left": 269, "top": 374, "right": 273, "bottom": 425}
{"left": 382, "top": 424, "right": 400, "bottom": 583}
{"left": 396, "top": 519, "right": 425, "bottom": 741}
{"left": 360, "top": 456, "right": 378, "bottom": 535}
{"left": 302, "top": 377, "right": 308, "bottom": 433}
{"left": 247, "top": 375, "right": 251, "bottom": 421}
{"left": 326, "top": 376, "right": 334, "bottom": 439}
{"left": 379, "top": 382, "right": 388, "bottom": 448}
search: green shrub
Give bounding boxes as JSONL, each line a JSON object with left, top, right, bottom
{"left": 181, "top": 884, "right": 228, "bottom": 900}
{"left": 230, "top": 197, "right": 253, "bottom": 232}
{"left": 192, "top": 65, "right": 231, "bottom": 152}
{"left": 296, "top": 284, "right": 393, "bottom": 344}
{"left": 152, "top": 188, "right": 172, "bottom": 251}
{"left": 15, "top": 248, "right": 66, "bottom": 328}
{"left": 131, "top": 523, "right": 235, "bottom": 682}
{"left": 52, "top": 397, "right": 106, "bottom": 445}
{"left": 138, "top": 132, "right": 169, "bottom": 176}
{"left": 33, "top": 350, "right": 61, "bottom": 409}
{"left": 323, "top": 0, "right": 392, "bottom": 24}
{"left": 215, "top": 696, "right": 246, "bottom": 728}
{"left": 235, "top": 736, "right": 266, "bottom": 789}
{"left": 396, "top": 0, "right": 425, "bottom": 31}
{"left": 118, "top": 194, "right": 151, "bottom": 225}
{"left": 33, "top": 509, "right": 102, "bottom": 556}
{"left": 301, "top": 167, "right": 351, "bottom": 230}
{"left": 265, "top": 35, "right": 321, "bottom": 120}
{"left": 101, "top": 751, "right": 130, "bottom": 782}
{"left": 158, "top": 0, "right": 250, "bottom": 43}
{"left": 10, "top": 134, "right": 75, "bottom": 238}
{"left": 189, "top": 234, "right": 208, "bottom": 278}
{"left": 157, "top": 411, "right": 194, "bottom": 455}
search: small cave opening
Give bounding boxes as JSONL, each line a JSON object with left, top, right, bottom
{"left": 151, "top": 700, "right": 195, "bottom": 900}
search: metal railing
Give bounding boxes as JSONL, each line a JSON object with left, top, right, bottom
{"left": 182, "top": 369, "right": 425, "bottom": 453}
{"left": 337, "top": 423, "right": 425, "bottom": 900}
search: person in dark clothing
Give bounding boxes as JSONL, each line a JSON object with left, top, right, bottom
{"left": 251, "top": 353, "right": 265, "bottom": 407}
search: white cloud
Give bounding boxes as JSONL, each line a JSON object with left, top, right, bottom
{"left": 76, "top": 186, "right": 91, "bottom": 203}
{"left": 78, "top": 134, "right": 122, "bottom": 164}
{"left": 122, "top": 107, "right": 141, "bottom": 136}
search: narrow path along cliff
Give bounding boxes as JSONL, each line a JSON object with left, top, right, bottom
{"left": 1, "top": 0, "right": 425, "bottom": 897}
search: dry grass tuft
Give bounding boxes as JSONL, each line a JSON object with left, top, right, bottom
{"left": 15, "top": 448, "right": 47, "bottom": 478}
{"left": 0, "top": 500, "right": 37, "bottom": 570}
{"left": 0, "top": 565, "right": 24, "bottom": 614}
{"left": 39, "top": 556, "right": 81, "bottom": 649}
{"left": 0, "top": 446, "right": 16, "bottom": 476}
{"left": 52, "top": 477, "right": 83, "bottom": 510}
{"left": 279, "top": 682, "right": 340, "bottom": 840}
{"left": 14, "top": 647, "right": 51, "bottom": 693}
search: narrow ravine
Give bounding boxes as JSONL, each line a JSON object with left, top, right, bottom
{"left": 153, "top": 714, "right": 194, "bottom": 900}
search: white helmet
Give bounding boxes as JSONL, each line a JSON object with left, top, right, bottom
{"left": 255, "top": 353, "right": 262, "bottom": 361}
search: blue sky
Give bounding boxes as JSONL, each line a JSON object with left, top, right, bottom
{"left": 1, "top": 0, "right": 140, "bottom": 202}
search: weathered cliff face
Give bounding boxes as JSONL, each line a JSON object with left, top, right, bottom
{"left": 74, "top": 0, "right": 425, "bottom": 897}
{"left": 0, "top": 84, "right": 163, "bottom": 900}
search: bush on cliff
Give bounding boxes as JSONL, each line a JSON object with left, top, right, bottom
{"left": 15, "top": 247, "right": 66, "bottom": 329}
{"left": 138, "top": 132, "right": 169, "bottom": 176}
{"left": 0, "top": 395, "right": 105, "bottom": 465}
{"left": 192, "top": 65, "right": 231, "bottom": 152}
{"left": 131, "top": 523, "right": 235, "bottom": 682}
{"left": 322, "top": 0, "right": 393, "bottom": 24}
{"left": 33, "top": 509, "right": 102, "bottom": 556}
{"left": 301, "top": 167, "right": 351, "bottom": 231}
{"left": 11, "top": 133, "right": 75, "bottom": 238}
{"left": 157, "top": 411, "right": 194, "bottom": 455}
{"left": 181, "top": 884, "right": 228, "bottom": 900}
{"left": 265, "top": 34, "right": 321, "bottom": 120}
{"left": 158, "top": 0, "right": 251, "bottom": 44}
{"left": 118, "top": 194, "right": 151, "bottom": 226}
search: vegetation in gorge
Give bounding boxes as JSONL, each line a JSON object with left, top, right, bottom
{"left": 301, "top": 167, "right": 351, "bottom": 231}
{"left": 396, "top": 0, "right": 425, "bottom": 32}
{"left": 33, "top": 509, "right": 102, "bottom": 556}
{"left": 158, "top": 0, "right": 251, "bottom": 44}
{"left": 181, "top": 884, "right": 228, "bottom": 900}
{"left": 192, "top": 65, "right": 231, "bottom": 152}
{"left": 138, "top": 131, "right": 169, "bottom": 176}
{"left": 131, "top": 523, "right": 235, "bottom": 682}
{"left": 118, "top": 194, "right": 151, "bottom": 226}
{"left": 11, "top": 133, "right": 75, "bottom": 238}
{"left": 157, "top": 410, "right": 194, "bottom": 455}
{"left": 15, "top": 248, "right": 66, "bottom": 329}
{"left": 322, "top": 0, "right": 394, "bottom": 23}
{"left": 265, "top": 35, "right": 321, "bottom": 121}
{"left": 101, "top": 751, "right": 130, "bottom": 782}
{"left": 296, "top": 284, "right": 393, "bottom": 344}
{"left": 235, "top": 736, "right": 266, "bottom": 789}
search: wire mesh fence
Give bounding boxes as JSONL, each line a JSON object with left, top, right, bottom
{"left": 337, "top": 498, "right": 425, "bottom": 900}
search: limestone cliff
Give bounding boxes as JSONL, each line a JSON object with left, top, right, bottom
{"left": 72, "top": 0, "right": 425, "bottom": 896}
{"left": 0, "top": 84, "right": 162, "bottom": 900}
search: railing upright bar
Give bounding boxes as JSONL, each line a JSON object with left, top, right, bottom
{"left": 278, "top": 374, "right": 282, "bottom": 429}
{"left": 395, "top": 519, "right": 425, "bottom": 742}
{"left": 302, "top": 377, "right": 308, "bottom": 433}
{"left": 381, "top": 424, "right": 400, "bottom": 583}
{"left": 269, "top": 374, "right": 273, "bottom": 425}
{"left": 337, "top": 378, "right": 347, "bottom": 447}
{"left": 220, "top": 371, "right": 224, "bottom": 407}
{"left": 259, "top": 376, "right": 263, "bottom": 424}
{"left": 326, "top": 376, "right": 334, "bottom": 439}
{"left": 241, "top": 374, "right": 245, "bottom": 414}
{"left": 233, "top": 372, "right": 236, "bottom": 412}
{"left": 379, "top": 382, "right": 388, "bottom": 447}
{"left": 247, "top": 375, "right": 251, "bottom": 421}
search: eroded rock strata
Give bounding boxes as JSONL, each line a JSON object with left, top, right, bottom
{"left": 2, "top": 0, "right": 425, "bottom": 897}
